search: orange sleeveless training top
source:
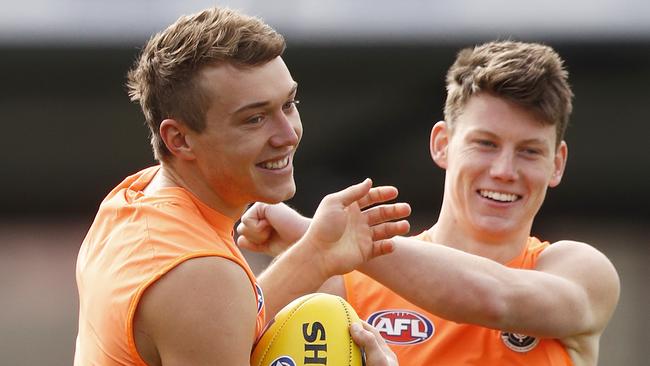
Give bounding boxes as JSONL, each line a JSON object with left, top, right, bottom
{"left": 344, "top": 236, "right": 573, "bottom": 366}
{"left": 74, "top": 166, "right": 265, "bottom": 365}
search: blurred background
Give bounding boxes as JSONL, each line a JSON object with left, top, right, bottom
{"left": 1, "top": 0, "right": 648, "bottom": 365}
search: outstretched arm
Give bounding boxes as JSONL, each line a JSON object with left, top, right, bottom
{"left": 237, "top": 184, "right": 410, "bottom": 256}
{"left": 257, "top": 179, "right": 410, "bottom": 320}
{"left": 361, "top": 238, "right": 620, "bottom": 340}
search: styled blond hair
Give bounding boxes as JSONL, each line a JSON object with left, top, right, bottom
{"left": 444, "top": 41, "right": 573, "bottom": 144}
{"left": 127, "top": 7, "right": 286, "bottom": 160}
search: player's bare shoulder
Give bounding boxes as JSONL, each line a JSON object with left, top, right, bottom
{"left": 537, "top": 240, "right": 620, "bottom": 366}
{"left": 537, "top": 240, "right": 620, "bottom": 292}
{"left": 134, "top": 256, "right": 258, "bottom": 365}
{"left": 537, "top": 240, "right": 620, "bottom": 316}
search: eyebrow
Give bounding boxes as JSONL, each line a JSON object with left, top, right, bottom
{"left": 469, "top": 130, "right": 549, "bottom": 146}
{"left": 232, "top": 82, "right": 298, "bottom": 114}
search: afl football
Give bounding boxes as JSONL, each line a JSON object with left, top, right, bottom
{"left": 251, "top": 293, "right": 363, "bottom": 366}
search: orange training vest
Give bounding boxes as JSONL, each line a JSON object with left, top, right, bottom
{"left": 344, "top": 236, "right": 573, "bottom": 365}
{"left": 74, "top": 166, "right": 265, "bottom": 365}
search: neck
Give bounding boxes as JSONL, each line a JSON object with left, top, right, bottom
{"left": 145, "top": 162, "right": 247, "bottom": 221}
{"left": 428, "top": 206, "right": 530, "bottom": 264}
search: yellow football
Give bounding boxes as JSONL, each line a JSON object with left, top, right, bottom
{"left": 251, "top": 293, "right": 363, "bottom": 366}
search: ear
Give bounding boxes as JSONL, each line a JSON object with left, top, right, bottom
{"left": 549, "top": 140, "right": 568, "bottom": 188}
{"left": 159, "top": 119, "right": 196, "bottom": 161}
{"left": 430, "top": 121, "right": 449, "bottom": 169}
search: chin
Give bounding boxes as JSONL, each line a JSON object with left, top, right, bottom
{"left": 259, "top": 183, "right": 296, "bottom": 204}
{"left": 473, "top": 217, "right": 518, "bottom": 236}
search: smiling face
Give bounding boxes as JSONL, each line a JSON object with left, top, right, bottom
{"left": 432, "top": 93, "right": 567, "bottom": 240}
{"left": 184, "top": 56, "right": 302, "bottom": 215}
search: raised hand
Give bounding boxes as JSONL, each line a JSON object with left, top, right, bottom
{"left": 354, "top": 182, "right": 412, "bottom": 250}
{"left": 237, "top": 180, "right": 411, "bottom": 260}
{"left": 256, "top": 179, "right": 410, "bottom": 319}
{"left": 298, "top": 179, "right": 410, "bottom": 277}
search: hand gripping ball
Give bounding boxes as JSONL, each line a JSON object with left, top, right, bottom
{"left": 251, "top": 293, "right": 363, "bottom": 366}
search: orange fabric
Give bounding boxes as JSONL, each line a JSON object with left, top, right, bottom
{"left": 74, "top": 166, "right": 265, "bottom": 365}
{"left": 344, "top": 236, "right": 573, "bottom": 366}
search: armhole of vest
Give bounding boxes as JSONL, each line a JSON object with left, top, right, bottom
{"left": 546, "top": 338, "right": 575, "bottom": 366}
{"left": 530, "top": 237, "right": 551, "bottom": 266}
{"left": 562, "top": 344, "right": 575, "bottom": 366}
{"left": 125, "top": 251, "right": 260, "bottom": 366}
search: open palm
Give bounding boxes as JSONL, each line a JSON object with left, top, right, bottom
{"left": 305, "top": 179, "right": 382, "bottom": 277}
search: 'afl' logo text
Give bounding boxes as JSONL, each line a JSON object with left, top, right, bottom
{"left": 255, "top": 283, "right": 264, "bottom": 314}
{"left": 500, "top": 332, "right": 539, "bottom": 352}
{"left": 367, "top": 310, "right": 434, "bottom": 345}
{"left": 269, "top": 356, "right": 296, "bottom": 366}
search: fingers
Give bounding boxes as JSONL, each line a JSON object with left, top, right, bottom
{"left": 236, "top": 215, "right": 271, "bottom": 246}
{"left": 357, "top": 321, "right": 390, "bottom": 346}
{"left": 358, "top": 186, "right": 399, "bottom": 209}
{"left": 371, "top": 239, "right": 395, "bottom": 258}
{"left": 236, "top": 235, "right": 265, "bottom": 252}
{"left": 264, "top": 203, "right": 311, "bottom": 243}
{"left": 350, "top": 321, "right": 398, "bottom": 366}
{"left": 364, "top": 203, "right": 411, "bottom": 226}
{"left": 350, "top": 321, "right": 374, "bottom": 348}
{"left": 236, "top": 203, "right": 273, "bottom": 251}
{"left": 371, "top": 220, "right": 410, "bottom": 241}
{"left": 237, "top": 202, "right": 268, "bottom": 239}
{"left": 328, "top": 178, "right": 373, "bottom": 207}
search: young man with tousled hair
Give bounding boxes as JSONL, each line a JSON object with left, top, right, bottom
{"left": 238, "top": 41, "right": 620, "bottom": 366}
{"left": 74, "top": 7, "right": 407, "bottom": 366}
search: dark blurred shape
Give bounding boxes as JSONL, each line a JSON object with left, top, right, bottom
{"left": 1, "top": 42, "right": 649, "bottom": 223}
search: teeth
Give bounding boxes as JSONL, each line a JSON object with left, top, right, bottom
{"left": 479, "top": 190, "right": 519, "bottom": 202}
{"left": 262, "top": 156, "right": 289, "bottom": 170}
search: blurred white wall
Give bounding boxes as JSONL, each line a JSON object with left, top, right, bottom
{"left": 2, "top": 0, "right": 650, "bottom": 45}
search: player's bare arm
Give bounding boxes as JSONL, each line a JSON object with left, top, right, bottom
{"left": 237, "top": 190, "right": 410, "bottom": 306}
{"left": 530, "top": 240, "right": 620, "bottom": 363}
{"left": 133, "top": 257, "right": 258, "bottom": 366}
{"left": 257, "top": 179, "right": 410, "bottom": 320}
{"left": 237, "top": 186, "right": 411, "bottom": 256}
{"left": 360, "top": 238, "right": 619, "bottom": 357}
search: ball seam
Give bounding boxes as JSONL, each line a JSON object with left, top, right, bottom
{"left": 337, "top": 296, "right": 354, "bottom": 366}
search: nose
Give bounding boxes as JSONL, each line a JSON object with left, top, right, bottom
{"left": 490, "top": 149, "right": 518, "bottom": 181}
{"left": 269, "top": 111, "right": 302, "bottom": 148}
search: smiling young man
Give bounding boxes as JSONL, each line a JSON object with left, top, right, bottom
{"left": 73, "top": 7, "right": 407, "bottom": 366}
{"left": 237, "top": 41, "right": 620, "bottom": 365}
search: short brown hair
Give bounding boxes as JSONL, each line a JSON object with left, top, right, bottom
{"left": 127, "top": 7, "right": 286, "bottom": 160}
{"left": 444, "top": 41, "right": 573, "bottom": 144}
